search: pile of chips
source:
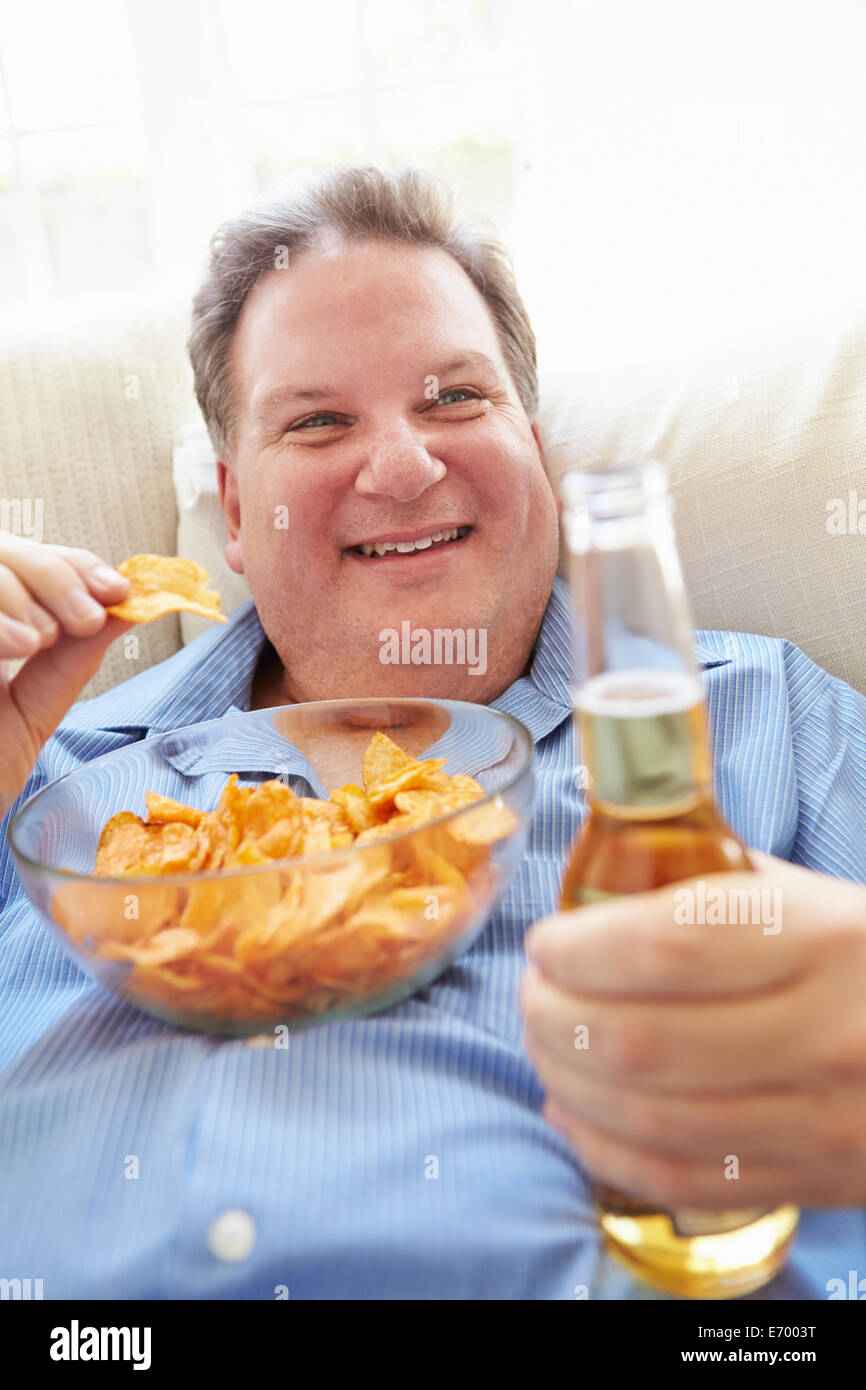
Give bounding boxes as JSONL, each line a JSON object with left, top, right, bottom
{"left": 52, "top": 733, "right": 517, "bottom": 1023}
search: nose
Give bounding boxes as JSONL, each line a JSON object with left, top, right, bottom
{"left": 354, "top": 421, "right": 446, "bottom": 502}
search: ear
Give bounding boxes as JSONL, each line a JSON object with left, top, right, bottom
{"left": 531, "top": 420, "right": 561, "bottom": 517}
{"left": 217, "top": 459, "right": 245, "bottom": 574}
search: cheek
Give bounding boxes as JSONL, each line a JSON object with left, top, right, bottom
{"left": 239, "top": 468, "right": 285, "bottom": 531}
{"left": 239, "top": 465, "right": 304, "bottom": 534}
{"left": 466, "top": 429, "right": 547, "bottom": 522}
{"left": 239, "top": 467, "right": 342, "bottom": 570}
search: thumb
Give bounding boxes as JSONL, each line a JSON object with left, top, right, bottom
{"left": 747, "top": 848, "right": 817, "bottom": 882}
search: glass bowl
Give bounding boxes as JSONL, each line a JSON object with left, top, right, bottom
{"left": 9, "top": 699, "right": 534, "bottom": 1035}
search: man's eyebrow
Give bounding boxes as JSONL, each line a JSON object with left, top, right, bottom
{"left": 431, "top": 351, "right": 503, "bottom": 379}
{"left": 250, "top": 352, "right": 504, "bottom": 423}
{"left": 251, "top": 383, "right": 341, "bottom": 422}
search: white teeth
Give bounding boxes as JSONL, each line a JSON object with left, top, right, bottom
{"left": 356, "top": 526, "right": 467, "bottom": 557}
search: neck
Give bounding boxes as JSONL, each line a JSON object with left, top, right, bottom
{"left": 249, "top": 641, "right": 537, "bottom": 711}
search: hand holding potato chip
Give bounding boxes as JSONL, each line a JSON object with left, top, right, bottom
{"left": 0, "top": 535, "right": 133, "bottom": 818}
{"left": 0, "top": 545, "right": 226, "bottom": 821}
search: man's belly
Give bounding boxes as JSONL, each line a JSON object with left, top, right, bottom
{"left": 2, "top": 855, "right": 863, "bottom": 1300}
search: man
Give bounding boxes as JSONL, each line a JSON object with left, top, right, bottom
{"left": 0, "top": 165, "right": 864, "bottom": 1299}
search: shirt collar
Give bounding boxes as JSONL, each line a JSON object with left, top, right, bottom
{"left": 62, "top": 579, "right": 730, "bottom": 749}
{"left": 491, "top": 576, "right": 730, "bottom": 744}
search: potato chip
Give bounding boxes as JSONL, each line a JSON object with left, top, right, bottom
{"left": 301, "top": 821, "right": 332, "bottom": 856}
{"left": 361, "top": 732, "right": 412, "bottom": 790}
{"left": 234, "top": 780, "right": 302, "bottom": 842}
{"left": 179, "top": 879, "right": 235, "bottom": 934}
{"left": 72, "top": 730, "right": 519, "bottom": 1024}
{"left": 254, "top": 816, "right": 303, "bottom": 859}
{"left": 393, "top": 789, "right": 454, "bottom": 818}
{"left": 191, "top": 815, "right": 230, "bottom": 870}
{"left": 328, "top": 785, "right": 379, "bottom": 832}
{"left": 94, "top": 812, "right": 201, "bottom": 876}
{"left": 145, "top": 792, "right": 203, "bottom": 827}
{"left": 416, "top": 772, "right": 485, "bottom": 799}
{"left": 353, "top": 813, "right": 417, "bottom": 845}
{"left": 444, "top": 796, "right": 519, "bottom": 845}
{"left": 407, "top": 835, "right": 467, "bottom": 890}
{"left": 301, "top": 797, "right": 352, "bottom": 829}
{"left": 53, "top": 877, "right": 179, "bottom": 948}
{"left": 125, "top": 961, "right": 210, "bottom": 996}
{"left": 102, "top": 926, "right": 201, "bottom": 967}
{"left": 361, "top": 732, "right": 447, "bottom": 808}
{"left": 106, "top": 554, "right": 227, "bottom": 625}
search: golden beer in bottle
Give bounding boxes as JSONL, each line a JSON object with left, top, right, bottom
{"left": 559, "top": 460, "right": 799, "bottom": 1299}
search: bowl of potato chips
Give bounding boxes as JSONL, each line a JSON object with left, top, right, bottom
{"left": 9, "top": 699, "right": 534, "bottom": 1035}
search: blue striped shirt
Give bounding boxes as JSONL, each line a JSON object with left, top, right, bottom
{"left": 1, "top": 576, "right": 864, "bottom": 1300}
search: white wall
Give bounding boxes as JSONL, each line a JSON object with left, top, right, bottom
{"left": 1, "top": 0, "right": 864, "bottom": 374}
{"left": 511, "top": 0, "right": 866, "bottom": 371}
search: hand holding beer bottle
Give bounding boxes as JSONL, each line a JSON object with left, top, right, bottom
{"left": 527, "top": 460, "right": 799, "bottom": 1299}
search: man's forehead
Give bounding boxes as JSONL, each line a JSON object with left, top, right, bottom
{"left": 228, "top": 239, "right": 512, "bottom": 427}
{"left": 236, "top": 240, "right": 501, "bottom": 351}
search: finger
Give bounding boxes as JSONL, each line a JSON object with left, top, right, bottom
{"left": 0, "top": 564, "right": 59, "bottom": 651}
{"left": 0, "top": 616, "right": 41, "bottom": 661}
{"left": 525, "top": 863, "right": 833, "bottom": 997}
{"left": 0, "top": 542, "right": 117, "bottom": 637}
{"left": 540, "top": 1101, "right": 800, "bottom": 1210}
{"left": 52, "top": 546, "right": 131, "bottom": 603}
{"left": 520, "top": 960, "right": 814, "bottom": 1091}
{"left": 524, "top": 1028, "right": 866, "bottom": 1169}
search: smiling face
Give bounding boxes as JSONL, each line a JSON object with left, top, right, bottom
{"left": 218, "top": 236, "right": 559, "bottom": 704}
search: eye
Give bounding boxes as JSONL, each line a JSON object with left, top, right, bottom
{"left": 289, "top": 412, "right": 344, "bottom": 430}
{"left": 435, "top": 388, "right": 481, "bottom": 405}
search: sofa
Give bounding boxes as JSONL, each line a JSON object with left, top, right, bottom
{"left": 2, "top": 297, "right": 865, "bottom": 697}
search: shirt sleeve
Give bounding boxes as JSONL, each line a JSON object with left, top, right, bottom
{"left": 784, "top": 639, "right": 866, "bottom": 883}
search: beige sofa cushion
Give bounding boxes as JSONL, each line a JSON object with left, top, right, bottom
{"left": 0, "top": 300, "right": 197, "bottom": 695}
{"left": 538, "top": 314, "right": 866, "bottom": 695}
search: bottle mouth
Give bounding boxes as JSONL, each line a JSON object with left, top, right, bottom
{"left": 560, "top": 458, "right": 670, "bottom": 519}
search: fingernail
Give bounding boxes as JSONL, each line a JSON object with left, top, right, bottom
{"left": 91, "top": 565, "right": 127, "bottom": 589}
{"left": 67, "top": 589, "right": 105, "bottom": 621}
{"left": 27, "top": 602, "right": 57, "bottom": 635}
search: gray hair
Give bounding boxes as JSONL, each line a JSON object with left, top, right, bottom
{"left": 188, "top": 164, "right": 538, "bottom": 456}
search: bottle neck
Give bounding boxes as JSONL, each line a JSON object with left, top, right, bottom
{"left": 563, "top": 463, "right": 711, "bottom": 815}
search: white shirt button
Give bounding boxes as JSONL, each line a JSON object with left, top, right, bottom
{"left": 207, "top": 1208, "right": 257, "bottom": 1263}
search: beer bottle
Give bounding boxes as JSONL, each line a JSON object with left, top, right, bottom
{"left": 559, "top": 459, "right": 799, "bottom": 1299}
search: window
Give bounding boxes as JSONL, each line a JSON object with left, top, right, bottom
{"left": 1, "top": 0, "right": 864, "bottom": 370}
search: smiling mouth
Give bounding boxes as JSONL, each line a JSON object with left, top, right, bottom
{"left": 347, "top": 525, "right": 472, "bottom": 558}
